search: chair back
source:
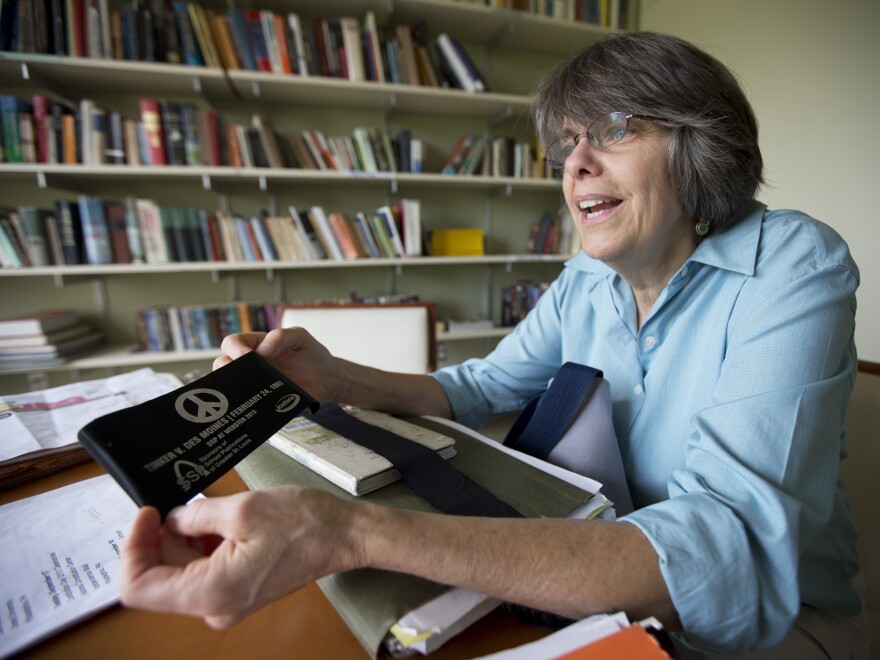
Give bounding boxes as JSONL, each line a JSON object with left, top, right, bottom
{"left": 279, "top": 302, "right": 436, "bottom": 374}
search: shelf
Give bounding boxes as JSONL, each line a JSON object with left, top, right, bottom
{"left": 0, "top": 164, "right": 562, "bottom": 193}
{"left": 0, "top": 254, "right": 569, "bottom": 278}
{"left": 0, "top": 327, "right": 518, "bottom": 373}
{"left": 0, "top": 53, "right": 228, "bottom": 101}
{"left": 0, "top": 345, "right": 219, "bottom": 374}
{"left": 229, "top": 0, "right": 619, "bottom": 55}
{"left": 225, "top": 72, "right": 531, "bottom": 118}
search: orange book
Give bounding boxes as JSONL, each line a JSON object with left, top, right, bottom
{"left": 557, "top": 625, "right": 671, "bottom": 659}
{"left": 209, "top": 13, "right": 241, "bottom": 70}
{"left": 225, "top": 123, "right": 243, "bottom": 167}
{"left": 328, "top": 212, "right": 360, "bottom": 259}
{"left": 273, "top": 14, "right": 292, "bottom": 74}
{"left": 236, "top": 302, "right": 253, "bottom": 332}
{"left": 62, "top": 114, "right": 77, "bottom": 164}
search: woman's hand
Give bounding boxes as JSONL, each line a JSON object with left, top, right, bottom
{"left": 121, "top": 487, "right": 363, "bottom": 628}
{"left": 213, "top": 328, "right": 340, "bottom": 401}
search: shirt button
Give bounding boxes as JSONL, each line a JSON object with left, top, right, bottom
{"left": 680, "top": 266, "right": 689, "bottom": 278}
{"left": 645, "top": 336, "right": 657, "bottom": 348}
{"left": 634, "top": 384, "right": 644, "bottom": 395}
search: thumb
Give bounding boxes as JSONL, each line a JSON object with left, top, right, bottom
{"left": 164, "top": 495, "right": 247, "bottom": 540}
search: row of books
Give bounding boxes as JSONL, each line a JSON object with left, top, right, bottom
{"left": 136, "top": 293, "right": 424, "bottom": 353}
{"left": 136, "top": 302, "right": 277, "bottom": 352}
{"left": 500, "top": 279, "right": 549, "bottom": 327}
{"left": 1, "top": 94, "right": 552, "bottom": 178}
{"left": 0, "top": 196, "right": 424, "bottom": 268}
{"left": 524, "top": 205, "right": 579, "bottom": 256}
{"left": 0, "top": 94, "right": 428, "bottom": 174}
{"left": 442, "top": 131, "right": 557, "bottom": 179}
{"left": 487, "top": 0, "right": 635, "bottom": 28}
{"left": 1, "top": 2, "right": 490, "bottom": 92}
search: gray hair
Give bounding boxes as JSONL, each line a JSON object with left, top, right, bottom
{"left": 533, "top": 32, "right": 764, "bottom": 228}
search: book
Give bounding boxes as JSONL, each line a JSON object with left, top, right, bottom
{"left": 77, "top": 196, "right": 112, "bottom": 265}
{"left": 339, "top": 16, "right": 365, "bottom": 82}
{"left": 436, "top": 33, "right": 479, "bottom": 92}
{"left": 159, "top": 100, "right": 185, "bottom": 165}
{"left": 243, "top": 9, "right": 271, "bottom": 72}
{"left": 208, "top": 12, "right": 241, "bottom": 70}
{"left": 0, "top": 219, "right": 24, "bottom": 268}
{"left": 54, "top": 199, "right": 84, "bottom": 264}
{"left": 139, "top": 99, "right": 166, "bottom": 165}
{"left": 226, "top": 8, "right": 256, "bottom": 71}
{"left": 0, "top": 369, "right": 177, "bottom": 487}
{"left": 104, "top": 201, "right": 131, "bottom": 263}
{"left": 286, "top": 13, "right": 309, "bottom": 76}
{"left": 307, "top": 206, "right": 344, "bottom": 260}
{"left": 251, "top": 113, "right": 285, "bottom": 168}
{"left": 0, "top": 322, "right": 92, "bottom": 348}
{"left": 134, "top": 198, "right": 170, "bottom": 263}
{"left": 0, "top": 329, "right": 105, "bottom": 360}
{"left": 0, "top": 309, "right": 81, "bottom": 337}
{"left": 237, "top": 414, "right": 607, "bottom": 659}
{"left": 269, "top": 407, "right": 457, "bottom": 496}
{"left": 172, "top": 2, "right": 204, "bottom": 66}
{"left": 394, "top": 24, "right": 420, "bottom": 86}
{"left": 15, "top": 207, "right": 51, "bottom": 266}
{"left": 363, "top": 10, "right": 385, "bottom": 83}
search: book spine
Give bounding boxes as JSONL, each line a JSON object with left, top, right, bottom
{"left": 16, "top": 207, "right": 50, "bottom": 266}
{"left": 160, "top": 100, "right": 186, "bottom": 165}
{"left": 122, "top": 197, "right": 145, "bottom": 263}
{"left": 172, "top": 2, "right": 204, "bottom": 66}
{"left": 139, "top": 99, "right": 166, "bottom": 165}
{"left": 226, "top": 8, "right": 256, "bottom": 71}
{"left": 243, "top": 9, "right": 271, "bottom": 72}
{"left": 77, "top": 196, "right": 113, "bottom": 265}
{"left": 105, "top": 202, "right": 132, "bottom": 263}
{"left": 106, "top": 111, "right": 125, "bottom": 164}
{"left": 53, "top": 199, "right": 83, "bottom": 264}
{"left": 435, "top": 33, "right": 476, "bottom": 92}
{"left": 135, "top": 199, "right": 170, "bottom": 263}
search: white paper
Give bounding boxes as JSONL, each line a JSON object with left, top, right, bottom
{"left": 0, "top": 369, "right": 176, "bottom": 463}
{"left": 470, "top": 611, "right": 632, "bottom": 659}
{"left": 0, "top": 475, "right": 138, "bottom": 658}
{"left": 385, "top": 417, "right": 612, "bottom": 656}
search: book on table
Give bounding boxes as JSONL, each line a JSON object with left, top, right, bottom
{"left": 269, "top": 407, "right": 456, "bottom": 496}
{"left": 0, "top": 369, "right": 178, "bottom": 488}
{"left": 237, "top": 410, "right": 610, "bottom": 659}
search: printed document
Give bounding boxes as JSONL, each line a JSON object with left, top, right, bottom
{"left": 0, "top": 475, "right": 137, "bottom": 658}
{"left": 0, "top": 369, "right": 176, "bottom": 465}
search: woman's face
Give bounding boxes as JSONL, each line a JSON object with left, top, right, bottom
{"left": 561, "top": 118, "right": 695, "bottom": 282}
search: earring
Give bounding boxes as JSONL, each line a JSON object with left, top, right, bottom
{"left": 695, "top": 219, "right": 710, "bottom": 236}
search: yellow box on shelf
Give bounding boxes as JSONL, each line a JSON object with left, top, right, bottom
{"left": 429, "top": 229, "right": 485, "bottom": 256}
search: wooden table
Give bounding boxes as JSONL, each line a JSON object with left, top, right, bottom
{"left": 2, "top": 462, "right": 549, "bottom": 659}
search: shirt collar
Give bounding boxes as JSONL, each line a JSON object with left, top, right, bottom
{"left": 688, "top": 200, "right": 765, "bottom": 276}
{"left": 564, "top": 200, "right": 766, "bottom": 279}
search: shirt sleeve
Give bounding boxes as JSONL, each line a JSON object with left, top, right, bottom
{"left": 431, "top": 273, "right": 570, "bottom": 429}
{"left": 624, "top": 248, "right": 860, "bottom": 652}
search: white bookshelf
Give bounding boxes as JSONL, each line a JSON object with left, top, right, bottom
{"left": 0, "top": 0, "right": 612, "bottom": 386}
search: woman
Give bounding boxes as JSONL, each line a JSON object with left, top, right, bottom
{"left": 121, "top": 33, "right": 869, "bottom": 657}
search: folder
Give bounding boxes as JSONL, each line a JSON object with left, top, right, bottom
{"left": 236, "top": 415, "right": 608, "bottom": 658}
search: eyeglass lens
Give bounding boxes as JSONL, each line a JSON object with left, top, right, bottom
{"left": 546, "top": 112, "right": 630, "bottom": 168}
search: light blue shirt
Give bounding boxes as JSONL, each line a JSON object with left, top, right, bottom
{"left": 432, "top": 202, "right": 862, "bottom": 653}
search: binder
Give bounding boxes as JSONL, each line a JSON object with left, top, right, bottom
{"left": 236, "top": 415, "right": 607, "bottom": 658}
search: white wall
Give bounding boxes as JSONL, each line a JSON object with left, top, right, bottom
{"left": 639, "top": 0, "right": 880, "bottom": 362}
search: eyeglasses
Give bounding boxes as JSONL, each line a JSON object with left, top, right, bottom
{"left": 543, "top": 112, "right": 668, "bottom": 169}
